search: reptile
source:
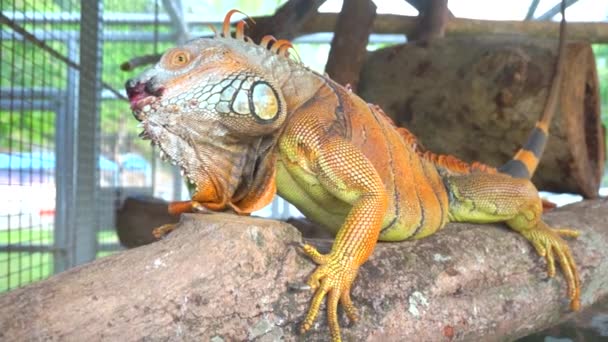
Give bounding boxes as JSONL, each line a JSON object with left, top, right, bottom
{"left": 125, "top": 6, "right": 579, "bottom": 341}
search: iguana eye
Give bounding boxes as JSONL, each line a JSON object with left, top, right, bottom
{"left": 250, "top": 82, "right": 279, "bottom": 122}
{"left": 163, "top": 48, "right": 192, "bottom": 69}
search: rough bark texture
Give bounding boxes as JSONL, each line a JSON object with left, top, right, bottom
{"left": 1, "top": 200, "right": 607, "bottom": 341}
{"left": 521, "top": 295, "right": 608, "bottom": 341}
{"left": 115, "top": 196, "right": 178, "bottom": 248}
{"left": 325, "top": 0, "right": 376, "bottom": 91}
{"left": 409, "top": 0, "right": 449, "bottom": 42}
{"left": 245, "top": 0, "right": 326, "bottom": 43}
{"left": 358, "top": 38, "right": 605, "bottom": 198}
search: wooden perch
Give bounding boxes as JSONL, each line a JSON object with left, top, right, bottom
{"left": 302, "top": 13, "right": 608, "bottom": 43}
{"left": 325, "top": 0, "right": 376, "bottom": 90}
{"left": 245, "top": 0, "right": 326, "bottom": 42}
{"left": 409, "top": 0, "right": 449, "bottom": 42}
{"left": 120, "top": 9, "right": 608, "bottom": 72}
{"left": 115, "top": 196, "right": 178, "bottom": 248}
{"left": 358, "top": 38, "right": 605, "bottom": 198}
{"left": 1, "top": 200, "right": 607, "bottom": 341}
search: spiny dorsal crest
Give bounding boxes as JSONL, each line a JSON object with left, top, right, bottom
{"left": 211, "top": 9, "right": 301, "bottom": 62}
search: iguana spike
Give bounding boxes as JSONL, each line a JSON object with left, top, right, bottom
{"left": 222, "top": 9, "right": 241, "bottom": 37}
{"left": 222, "top": 9, "right": 255, "bottom": 38}
{"left": 235, "top": 20, "right": 247, "bottom": 40}
{"left": 271, "top": 39, "right": 292, "bottom": 53}
{"left": 278, "top": 43, "right": 301, "bottom": 61}
{"left": 277, "top": 44, "right": 291, "bottom": 57}
{"left": 260, "top": 35, "right": 277, "bottom": 49}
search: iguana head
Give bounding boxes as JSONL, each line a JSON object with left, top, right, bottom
{"left": 125, "top": 10, "right": 319, "bottom": 213}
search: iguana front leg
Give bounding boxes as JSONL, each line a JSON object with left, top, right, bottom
{"left": 445, "top": 172, "right": 581, "bottom": 310}
{"left": 282, "top": 135, "right": 388, "bottom": 341}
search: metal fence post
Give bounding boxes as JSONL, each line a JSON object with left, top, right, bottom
{"left": 67, "top": 0, "right": 103, "bottom": 267}
{"left": 53, "top": 37, "right": 80, "bottom": 273}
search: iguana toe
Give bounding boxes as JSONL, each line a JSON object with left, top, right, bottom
{"left": 522, "top": 223, "right": 581, "bottom": 311}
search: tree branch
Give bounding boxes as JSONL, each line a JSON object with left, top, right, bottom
{"left": 325, "top": 0, "right": 376, "bottom": 90}
{"left": 245, "top": 0, "right": 326, "bottom": 42}
{"left": 1, "top": 200, "right": 607, "bottom": 340}
{"left": 302, "top": 14, "right": 608, "bottom": 43}
{"left": 409, "top": 0, "right": 449, "bottom": 42}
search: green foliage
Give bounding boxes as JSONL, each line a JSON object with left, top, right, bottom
{"left": 0, "top": 252, "right": 53, "bottom": 291}
{"left": 0, "top": 111, "right": 55, "bottom": 153}
{"left": 0, "top": 228, "right": 53, "bottom": 291}
{"left": 0, "top": 228, "right": 119, "bottom": 291}
{"left": 591, "top": 44, "right": 608, "bottom": 185}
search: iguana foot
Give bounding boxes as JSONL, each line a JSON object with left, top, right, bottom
{"left": 300, "top": 243, "right": 360, "bottom": 342}
{"left": 168, "top": 200, "right": 209, "bottom": 215}
{"left": 520, "top": 223, "right": 581, "bottom": 311}
{"left": 153, "top": 201, "right": 210, "bottom": 239}
{"left": 152, "top": 223, "right": 177, "bottom": 239}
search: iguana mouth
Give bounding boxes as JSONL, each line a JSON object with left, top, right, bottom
{"left": 125, "top": 79, "right": 164, "bottom": 121}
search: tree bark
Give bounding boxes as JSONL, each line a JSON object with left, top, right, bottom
{"left": 325, "top": 0, "right": 376, "bottom": 90}
{"left": 301, "top": 13, "right": 608, "bottom": 43}
{"left": 115, "top": 196, "right": 178, "bottom": 248}
{"left": 1, "top": 200, "right": 607, "bottom": 341}
{"left": 409, "top": 0, "right": 449, "bottom": 42}
{"left": 358, "top": 38, "right": 605, "bottom": 198}
{"left": 245, "top": 0, "right": 326, "bottom": 43}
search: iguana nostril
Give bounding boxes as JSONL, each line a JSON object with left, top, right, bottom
{"left": 144, "top": 80, "right": 164, "bottom": 97}
{"left": 125, "top": 79, "right": 138, "bottom": 98}
{"left": 125, "top": 79, "right": 149, "bottom": 101}
{"left": 125, "top": 78, "right": 136, "bottom": 90}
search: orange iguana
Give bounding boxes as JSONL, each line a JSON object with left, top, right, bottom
{"left": 125, "top": 7, "right": 579, "bottom": 341}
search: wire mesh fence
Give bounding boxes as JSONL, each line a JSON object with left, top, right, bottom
{"left": 0, "top": 0, "right": 285, "bottom": 292}
{"left": 0, "top": 0, "right": 187, "bottom": 291}
{"left": 0, "top": 0, "right": 83, "bottom": 291}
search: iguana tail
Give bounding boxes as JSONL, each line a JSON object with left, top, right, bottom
{"left": 498, "top": 1, "right": 566, "bottom": 180}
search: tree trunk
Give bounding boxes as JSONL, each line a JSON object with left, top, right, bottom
{"left": 325, "top": 0, "right": 376, "bottom": 91}
{"left": 358, "top": 38, "right": 605, "bottom": 198}
{"left": 1, "top": 200, "right": 607, "bottom": 341}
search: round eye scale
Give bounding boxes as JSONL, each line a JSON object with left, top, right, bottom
{"left": 249, "top": 81, "right": 280, "bottom": 123}
{"left": 163, "top": 48, "right": 192, "bottom": 69}
{"left": 174, "top": 53, "right": 188, "bottom": 64}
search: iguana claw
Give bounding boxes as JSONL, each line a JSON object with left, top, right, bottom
{"left": 300, "top": 244, "right": 359, "bottom": 342}
{"left": 522, "top": 223, "right": 581, "bottom": 311}
{"left": 152, "top": 223, "right": 177, "bottom": 239}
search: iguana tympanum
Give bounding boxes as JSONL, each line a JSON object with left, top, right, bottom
{"left": 125, "top": 8, "right": 579, "bottom": 341}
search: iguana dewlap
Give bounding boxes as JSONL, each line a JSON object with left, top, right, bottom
{"left": 125, "top": 9, "right": 580, "bottom": 342}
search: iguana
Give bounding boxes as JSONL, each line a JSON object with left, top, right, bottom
{"left": 125, "top": 7, "right": 579, "bottom": 341}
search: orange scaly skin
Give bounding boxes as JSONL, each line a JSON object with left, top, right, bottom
{"left": 126, "top": 7, "right": 579, "bottom": 341}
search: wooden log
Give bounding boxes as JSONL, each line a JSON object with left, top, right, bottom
{"left": 115, "top": 196, "right": 178, "bottom": 248}
{"left": 358, "top": 38, "right": 605, "bottom": 198}
{"left": 0, "top": 200, "right": 607, "bottom": 341}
